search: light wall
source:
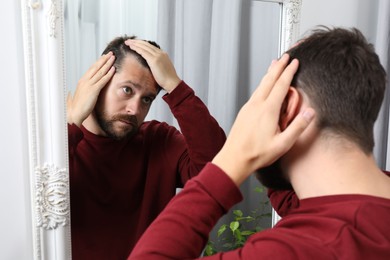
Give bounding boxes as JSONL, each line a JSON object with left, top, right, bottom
{"left": 300, "top": 0, "right": 379, "bottom": 42}
{"left": 0, "top": 1, "right": 33, "bottom": 259}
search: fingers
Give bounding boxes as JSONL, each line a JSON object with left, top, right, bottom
{"left": 91, "top": 66, "right": 115, "bottom": 91}
{"left": 267, "top": 59, "right": 299, "bottom": 107}
{"left": 83, "top": 52, "right": 114, "bottom": 81}
{"left": 276, "top": 108, "right": 315, "bottom": 153}
{"left": 252, "top": 53, "right": 291, "bottom": 101}
{"left": 66, "top": 91, "right": 72, "bottom": 107}
{"left": 249, "top": 55, "right": 299, "bottom": 126}
{"left": 125, "top": 39, "right": 180, "bottom": 92}
{"left": 263, "top": 57, "right": 307, "bottom": 153}
{"left": 125, "top": 39, "right": 160, "bottom": 60}
{"left": 70, "top": 53, "right": 116, "bottom": 126}
{"left": 89, "top": 54, "right": 116, "bottom": 86}
{"left": 66, "top": 92, "right": 73, "bottom": 124}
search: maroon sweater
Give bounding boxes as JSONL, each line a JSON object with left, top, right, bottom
{"left": 68, "top": 82, "right": 226, "bottom": 259}
{"left": 269, "top": 171, "right": 390, "bottom": 218}
{"left": 129, "top": 163, "right": 390, "bottom": 259}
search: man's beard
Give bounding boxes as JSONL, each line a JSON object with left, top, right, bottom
{"left": 95, "top": 109, "right": 139, "bottom": 140}
{"left": 255, "top": 159, "right": 293, "bottom": 190}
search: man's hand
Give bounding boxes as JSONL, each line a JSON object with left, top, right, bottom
{"left": 67, "top": 52, "right": 115, "bottom": 126}
{"left": 125, "top": 39, "right": 181, "bottom": 93}
{"left": 212, "top": 54, "right": 315, "bottom": 186}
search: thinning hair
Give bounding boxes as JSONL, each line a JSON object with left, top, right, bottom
{"left": 102, "top": 35, "right": 159, "bottom": 71}
{"left": 101, "top": 35, "right": 162, "bottom": 91}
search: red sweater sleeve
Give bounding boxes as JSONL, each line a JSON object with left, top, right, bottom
{"left": 128, "top": 163, "right": 243, "bottom": 260}
{"left": 163, "top": 81, "right": 226, "bottom": 184}
{"left": 67, "top": 123, "right": 84, "bottom": 157}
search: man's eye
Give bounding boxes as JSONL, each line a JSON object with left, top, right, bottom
{"left": 122, "top": 87, "right": 132, "bottom": 95}
{"left": 142, "top": 97, "right": 153, "bottom": 105}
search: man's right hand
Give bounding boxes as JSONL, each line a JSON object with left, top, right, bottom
{"left": 124, "top": 39, "right": 181, "bottom": 94}
{"left": 67, "top": 52, "right": 115, "bottom": 126}
{"left": 212, "top": 54, "right": 315, "bottom": 186}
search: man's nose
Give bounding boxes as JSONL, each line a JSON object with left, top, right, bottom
{"left": 126, "top": 98, "right": 142, "bottom": 115}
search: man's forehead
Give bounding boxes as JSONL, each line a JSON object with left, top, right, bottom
{"left": 122, "top": 53, "right": 149, "bottom": 69}
{"left": 115, "top": 55, "right": 158, "bottom": 91}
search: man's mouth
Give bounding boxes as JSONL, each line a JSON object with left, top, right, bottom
{"left": 113, "top": 115, "right": 138, "bottom": 127}
{"left": 119, "top": 119, "right": 132, "bottom": 125}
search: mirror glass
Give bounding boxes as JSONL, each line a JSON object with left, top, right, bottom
{"left": 64, "top": 0, "right": 281, "bottom": 127}
{"left": 63, "top": 0, "right": 283, "bottom": 254}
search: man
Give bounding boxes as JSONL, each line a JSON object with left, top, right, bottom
{"left": 128, "top": 27, "right": 390, "bottom": 259}
{"left": 67, "top": 36, "right": 226, "bottom": 259}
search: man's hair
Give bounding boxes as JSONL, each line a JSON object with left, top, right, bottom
{"left": 101, "top": 35, "right": 162, "bottom": 90}
{"left": 287, "top": 27, "right": 387, "bottom": 153}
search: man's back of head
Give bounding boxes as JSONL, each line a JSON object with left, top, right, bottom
{"left": 287, "top": 27, "right": 387, "bottom": 154}
{"left": 256, "top": 27, "right": 388, "bottom": 192}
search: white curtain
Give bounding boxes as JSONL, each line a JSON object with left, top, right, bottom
{"left": 149, "top": 0, "right": 244, "bottom": 130}
{"left": 64, "top": 0, "right": 158, "bottom": 94}
{"left": 150, "top": 0, "right": 280, "bottom": 133}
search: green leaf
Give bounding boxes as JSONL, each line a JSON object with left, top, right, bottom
{"left": 243, "top": 216, "right": 255, "bottom": 222}
{"left": 241, "top": 230, "right": 255, "bottom": 236}
{"left": 230, "top": 221, "right": 240, "bottom": 232}
{"left": 254, "top": 186, "right": 264, "bottom": 193}
{"left": 233, "top": 210, "right": 243, "bottom": 217}
{"left": 222, "top": 242, "right": 233, "bottom": 249}
{"left": 234, "top": 229, "right": 243, "bottom": 241}
{"left": 206, "top": 183, "right": 273, "bottom": 254}
{"left": 255, "top": 226, "right": 263, "bottom": 232}
{"left": 217, "top": 224, "right": 227, "bottom": 237}
{"left": 236, "top": 240, "right": 245, "bottom": 247}
{"left": 204, "top": 243, "right": 215, "bottom": 256}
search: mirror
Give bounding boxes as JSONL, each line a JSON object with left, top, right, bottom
{"left": 20, "top": 0, "right": 301, "bottom": 258}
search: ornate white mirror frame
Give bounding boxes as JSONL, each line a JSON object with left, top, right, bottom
{"left": 20, "top": 0, "right": 301, "bottom": 259}
{"left": 21, "top": 0, "right": 71, "bottom": 259}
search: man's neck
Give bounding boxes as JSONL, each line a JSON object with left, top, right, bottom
{"left": 287, "top": 138, "right": 390, "bottom": 200}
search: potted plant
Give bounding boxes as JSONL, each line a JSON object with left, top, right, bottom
{"left": 204, "top": 186, "right": 272, "bottom": 256}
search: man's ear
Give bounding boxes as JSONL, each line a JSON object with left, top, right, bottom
{"left": 279, "top": 87, "right": 301, "bottom": 130}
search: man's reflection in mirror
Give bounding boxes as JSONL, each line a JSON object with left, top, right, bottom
{"left": 67, "top": 35, "right": 226, "bottom": 259}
